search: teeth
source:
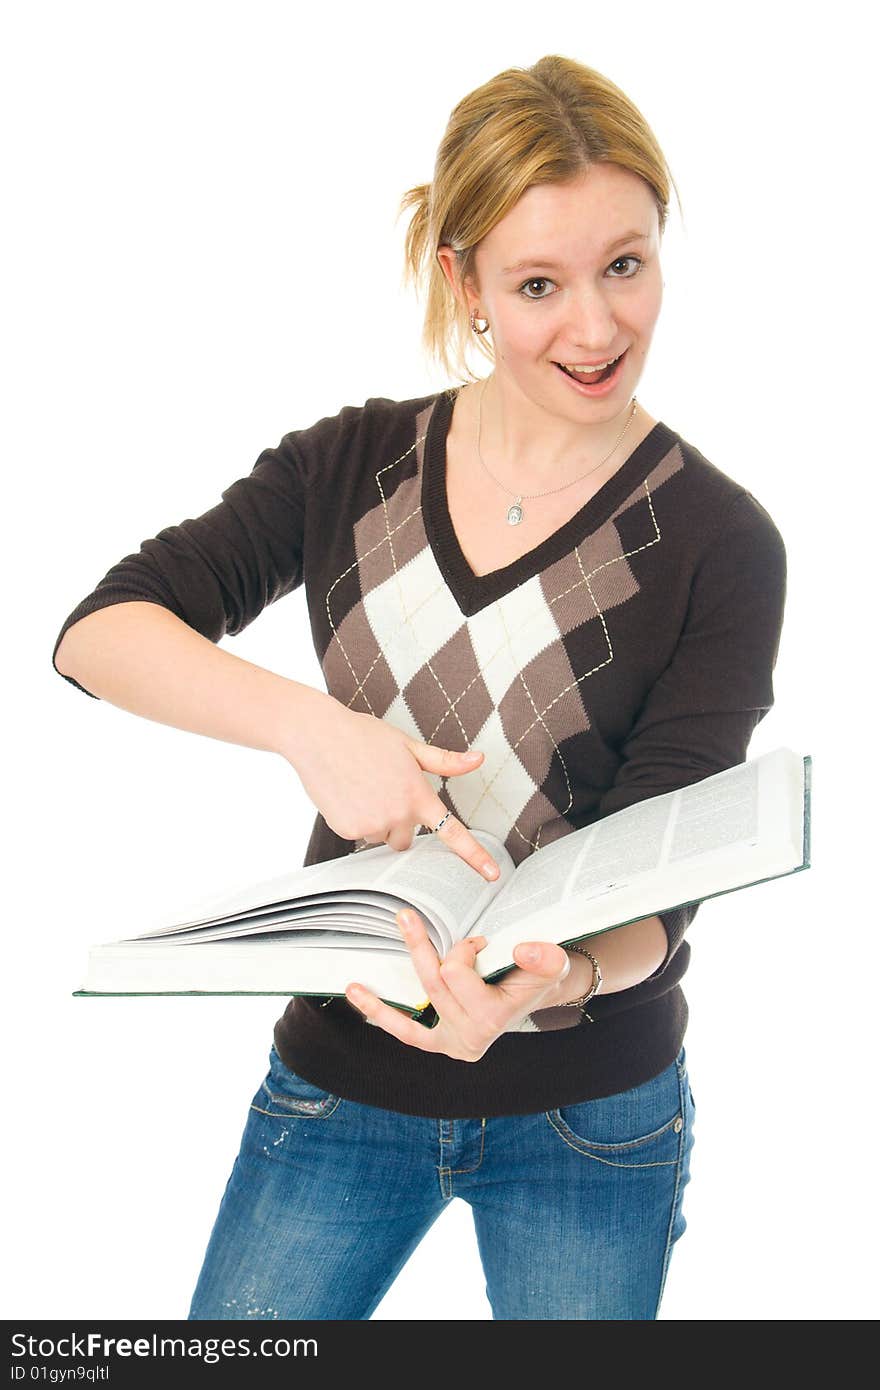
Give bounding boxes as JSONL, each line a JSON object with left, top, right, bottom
{"left": 565, "top": 356, "right": 619, "bottom": 373}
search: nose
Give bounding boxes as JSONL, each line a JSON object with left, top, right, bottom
{"left": 561, "top": 286, "right": 618, "bottom": 357}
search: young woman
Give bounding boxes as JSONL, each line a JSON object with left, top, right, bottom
{"left": 52, "top": 55, "right": 787, "bottom": 1320}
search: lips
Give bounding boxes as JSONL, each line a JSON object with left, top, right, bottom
{"left": 555, "top": 354, "right": 622, "bottom": 380}
{"left": 552, "top": 348, "right": 629, "bottom": 397}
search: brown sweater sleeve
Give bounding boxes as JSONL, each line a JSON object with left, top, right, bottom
{"left": 592, "top": 488, "right": 788, "bottom": 976}
{"left": 51, "top": 430, "right": 313, "bottom": 700}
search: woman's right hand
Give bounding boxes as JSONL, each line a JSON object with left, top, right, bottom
{"left": 281, "top": 695, "right": 501, "bottom": 881}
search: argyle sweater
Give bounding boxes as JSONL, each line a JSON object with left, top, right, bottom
{"left": 52, "top": 386, "right": 787, "bottom": 1118}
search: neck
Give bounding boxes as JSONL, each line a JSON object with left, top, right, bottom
{"left": 476, "top": 372, "right": 641, "bottom": 489}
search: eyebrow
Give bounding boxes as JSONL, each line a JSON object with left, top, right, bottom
{"left": 501, "top": 232, "right": 649, "bottom": 275}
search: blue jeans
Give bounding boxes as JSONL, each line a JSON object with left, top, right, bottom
{"left": 188, "top": 1041, "right": 696, "bottom": 1321}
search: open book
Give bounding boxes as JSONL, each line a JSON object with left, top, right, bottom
{"left": 75, "top": 746, "right": 811, "bottom": 1018}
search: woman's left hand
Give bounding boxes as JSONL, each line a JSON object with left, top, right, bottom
{"left": 344, "top": 907, "right": 574, "bottom": 1061}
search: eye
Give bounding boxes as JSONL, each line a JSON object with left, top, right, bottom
{"left": 608, "top": 255, "right": 643, "bottom": 278}
{"left": 518, "top": 277, "right": 557, "bottom": 301}
{"left": 517, "top": 257, "right": 644, "bottom": 301}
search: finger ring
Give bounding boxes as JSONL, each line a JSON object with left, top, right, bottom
{"left": 432, "top": 810, "right": 453, "bottom": 833}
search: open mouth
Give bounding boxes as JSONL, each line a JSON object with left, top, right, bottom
{"left": 554, "top": 352, "right": 625, "bottom": 386}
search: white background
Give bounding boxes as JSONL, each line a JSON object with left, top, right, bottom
{"left": 3, "top": 0, "right": 876, "bottom": 1322}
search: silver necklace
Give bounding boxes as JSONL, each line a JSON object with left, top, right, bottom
{"left": 475, "top": 376, "right": 639, "bottom": 526}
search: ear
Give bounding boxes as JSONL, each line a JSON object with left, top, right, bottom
{"left": 436, "top": 244, "right": 479, "bottom": 317}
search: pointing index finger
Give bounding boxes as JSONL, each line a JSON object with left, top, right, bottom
{"left": 430, "top": 808, "right": 500, "bottom": 881}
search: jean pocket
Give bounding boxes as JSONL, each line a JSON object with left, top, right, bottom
{"left": 250, "top": 1045, "right": 342, "bottom": 1119}
{"left": 545, "top": 1058, "right": 685, "bottom": 1168}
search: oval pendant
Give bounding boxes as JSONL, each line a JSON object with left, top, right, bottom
{"left": 507, "top": 503, "right": 523, "bottom": 526}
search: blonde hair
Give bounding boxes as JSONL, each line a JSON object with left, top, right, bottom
{"left": 399, "top": 55, "right": 683, "bottom": 384}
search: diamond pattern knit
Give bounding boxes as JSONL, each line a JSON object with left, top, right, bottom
{"left": 52, "top": 386, "right": 787, "bottom": 1117}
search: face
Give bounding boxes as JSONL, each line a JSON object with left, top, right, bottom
{"left": 439, "top": 163, "right": 663, "bottom": 421}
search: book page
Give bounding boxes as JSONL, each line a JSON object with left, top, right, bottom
{"left": 559, "top": 755, "right": 796, "bottom": 903}
{"left": 211, "top": 929, "right": 412, "bottom": 952}
{"left": 143, "top": 908, "right": 403, "bottom": 945}
{"left": 139, "top": 858, "right": 394, "bottom": 933}
{"left": 562, "top": 795, "right": 674, "bottom": 899}
{"left": 370, "top": 830, "right": 515, "bottom": 949}
{"left": 475, "top": 828, "right": 599, "bottom": 938}
{"left": 478, "top": 751, "right": 794, "bottom": 938}
{"left": 132, "top": 890, "right": 411, "bottom": 939}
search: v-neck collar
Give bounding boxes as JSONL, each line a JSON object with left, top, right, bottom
{"left": 421, "top": 386, "right": 680, "bottom": 617}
